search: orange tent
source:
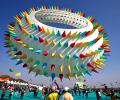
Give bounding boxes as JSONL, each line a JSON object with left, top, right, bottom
{"left": 0, "top": 78, "right": 9, "bottom": 81}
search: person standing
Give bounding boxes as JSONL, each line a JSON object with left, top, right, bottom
{"left": 34, "top": 87, "right": 38, "bottom": 98}
{"left": 96, "top": 89, "right": 102, "bottom": 100}
{"left": 85, "top": 89, "right": 89, "bottom": 99}
{"left": 78, "top": 88, "right": 81, "bottom": 96}
{"left": 20, "top": 88, "right": 25, "bottom": 99}
{"left": 42, "top": 86, "right": 46, "bottom": 100}
{"left": 9, "top": 85, "right": 14, "bottom": 99}
{"left": 60, "top": 87, "right": 73, "bottom": 100}
{"left": 1, "top": 86, "right": 6, "bottom": 100}
{"left": 82, "top": 89, "right": 86, "bottom": 97}
{"left": 46, "top": 86, "right": 59, "bottom": 100}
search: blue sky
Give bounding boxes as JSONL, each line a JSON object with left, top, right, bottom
{"left": 0, "top": 0, "right": 120, "bottom": 87}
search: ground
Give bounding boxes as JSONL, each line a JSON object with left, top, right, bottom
{"left": 0, "top": 90, "right": 110, "bottom": 100}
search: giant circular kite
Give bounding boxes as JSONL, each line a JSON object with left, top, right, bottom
{"left": 4, "top": 6, "right": 110, "bottom": 81}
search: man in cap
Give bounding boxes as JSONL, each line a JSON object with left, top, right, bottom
{"left": 60, "top": 87, "right": 73, "bottom": 100}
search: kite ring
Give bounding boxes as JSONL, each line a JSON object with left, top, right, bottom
{"left": 5, "top": 6, "right": 110, "bottom": 81}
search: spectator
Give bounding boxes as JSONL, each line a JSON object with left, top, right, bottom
{"left": 85, "top": 89, "right": 89, "bottom": 99}
{"left": 9, "top": 85, "right": 14, "bottom": 99}
{"left": 46, "top": 86, "right": 59, "bottom": 100}
{"left": 103, "top": 89, "right": 120, "bottom": 100}
{"left": 0, "top": 85, "right": 6, "bottom": 100}
{"left": 60, "top": 87, "right": 73, "bottom": 100}
{"left": 20, "top": 88, "right": 25, "bottom": 99}
{"left": 96, "top": 89, "right": 101, "bottom": 100}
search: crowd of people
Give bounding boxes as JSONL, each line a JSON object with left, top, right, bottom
{"left": 0, "top": 81, "right": 120, "bottom": 100}
{"left": 0, "top": 82, "right": 30, "bottom": 100}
